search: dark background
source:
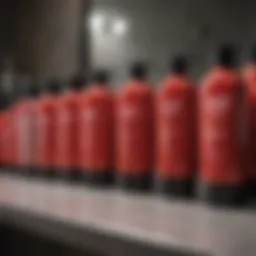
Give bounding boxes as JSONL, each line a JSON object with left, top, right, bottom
{"left": 0, "top": 0, "right": 255, "bottom": 86}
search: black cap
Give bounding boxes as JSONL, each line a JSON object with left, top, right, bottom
{"left": 251, "top": 43, "right": 256, "bottom": 62}
{"left": 217, "top": 44, "right": 236, "bottom": 67}
{"left": 0, "top": 87, "right": 10, "bottom": 110}
{"left": 169, "top": 56, "right": 188, "bottom": 74}
{"left": 29, "top": 82, "right": 41, "bottom": 98}
{"left": 14, "top": 77, "right": 32, "bottom": 99}
{"left": 47, "top": 79, "right": 62, "bottom": 95}
{"left": 70, "top": 75, "right": 87, "bottom": 90}
{"left": 92, "top": 70, "right": 109, "bottom": 84}
{"left": 130, "top": 62, "right": 148, "bottom": 80}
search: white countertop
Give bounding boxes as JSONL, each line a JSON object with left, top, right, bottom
{"left": 0, "top": 173, "right": 255, "bottom": 256}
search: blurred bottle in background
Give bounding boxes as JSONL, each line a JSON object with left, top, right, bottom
{"left": 13, "top": 78, "right": 39, "bottom": 175}
{"left": 198, "top": 44, "right": 245, "bottom": 206}
{"left": 0, "top": 57, "right": 15, "bottom": 169}
{"left": 55, "top": 75, "right": 87, "bottom": 180}
{"left": 8, "top": 76, "right": 30, "bottom": 173}
{"left": 27, "top": 81, "right": 42, "bottom": 176}
{"left": 36, "top": 80, "right": 63, "bottom": 177}
{"left": 116, "top": 62, "right": 154, "bottom": 191}
{"left": 81, "top": 71, "right": 114, "bottom": 185}
{"left": 155, "top": 56, "right": 196, "bottom": 198}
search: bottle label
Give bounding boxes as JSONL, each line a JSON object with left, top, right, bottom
{"left": 157, "top": 95, "right": 192, "bottom": 178}
{"left": 117, "top": 100, "right": 153, "bottom": 174}
{"left": 200, "top": 91, "right": 242, "bottom": 183}
{"left": 17, "top": 112, "right": 32, "bottom": 164}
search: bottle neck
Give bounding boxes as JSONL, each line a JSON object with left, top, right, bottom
{"left": 131, "top": 77, "right": 147, "bottom": 83}
{"left": 71, "top": 84, "right": 86, "bottom": 91}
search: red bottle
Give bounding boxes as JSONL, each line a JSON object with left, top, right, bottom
{"left": 0, "top": 88, "right": 14, "bottom": 172}
{"left": 5, "top": 107, "right": 15, "bottom": 172}
{"left": 7, "top": 92, "right": 18, "bottom": 173}
{"left": 116, "top": 63, "right": 154, "bottom": 190}
{"left": 9, "top": 101, "right": 20, "bottom": 173}
{"left": 156, "top": 56, "right": 195, "bottom": 197}
{"left": 0, "top": 110, "right": 10, "bottom": 170}
{"left": 14, "top": 83, "right": 38, "bottom": 175}
{"left": 5, "top": 80, "right": 26, "bottom": 174}
{"left": 198, "top": 45, "right": 245, "bottom": 206}
{"left": 27, "top": 82, "right": 41, "bottom": 176}
{"left": 242, "top": 46, "right": 256, "bottom": 199}
{"left": 55, "top": 76, "right": 87, "bottom": 180}
{"left": 36, "top": 80, "right": 62, "bottom": 177}
{"left": 81, "top": 71, "right": 114, "bottom": 185}
{"left": 0, "top": 111, "right": 6, "bottom": 168}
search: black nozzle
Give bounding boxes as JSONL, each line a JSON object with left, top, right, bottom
{"left": 169, "top": 56, "right": 188, "bottom": 74}
{"left": 217, "top": 44, "right": 236, "bottom": 68}
{"left": 92, "top": 70, "right": 109, "bottom": 84}
{"left": 29, "top": 82, "right": 41, "bottom": 98}
{"left": 130, "top": 62, "right": 148, "bottom": 80}
{"left": 70, "top": 75, "right": 87, "bottom": 90}
{"left": 0, "top": 87, "right": 9, "bottom": 110}
{"left": 251, "top": 43, "right": 256, "bottom": 62}
{"left": 47, "top": 79, "right": 62, "bottom": 95}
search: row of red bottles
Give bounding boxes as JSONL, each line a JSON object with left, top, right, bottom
{"left": 53, "top": 73, "right": 115, "bottom": 184}
{"left": 0, "top": 44, "right": 256, "bottom": 207}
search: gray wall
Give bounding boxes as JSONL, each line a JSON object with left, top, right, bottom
{"left": 89, "top": 0, "right": 256, "bottom": 87}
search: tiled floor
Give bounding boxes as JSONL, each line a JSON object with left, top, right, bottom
{"left": 0, "top": 173, "right": 255, "bottom": 256}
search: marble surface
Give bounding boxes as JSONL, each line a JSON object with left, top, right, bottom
{"left": 0, "top": 173, "right": 255, "bottom": 256}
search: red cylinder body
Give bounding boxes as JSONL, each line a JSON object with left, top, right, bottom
{"left": 0, "top": 111, "right": 9, "bottom": 169}
{"left": 28, "top": 98, "right": 40, "bottom": 174}
{"left": 199, "top": 66, "right": 244, "bottom": 204}
{"left": 2, "top": 109, "right": 12, "bottom": 169}
{"left": 9, "top": 97, "right": 37, "bottom": 174}
{"left": 15, "top": 98, "right": 35, "bottom": 173}
{"left": 36, "top": 95, "right": 59, "bottom": 175}
{"left": 80, "top": 85, "right": 114, "bottom": 184}
{"left": 116, "top": 80, "right": 154, "bottom": 189}
{"left": 8, "top": 102, "right": 20, "bottom": 172}
{"left": 55, "top": 91, "right": 83, "bottom": 178}
{"left": 0, "top": 111, "right": 5, "bottom": 167}
{"left": 3, "top": 112, "right": 12, "bottom": 169}
{"left": 156, "top": 74, "right": 195, "bottom": 196}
